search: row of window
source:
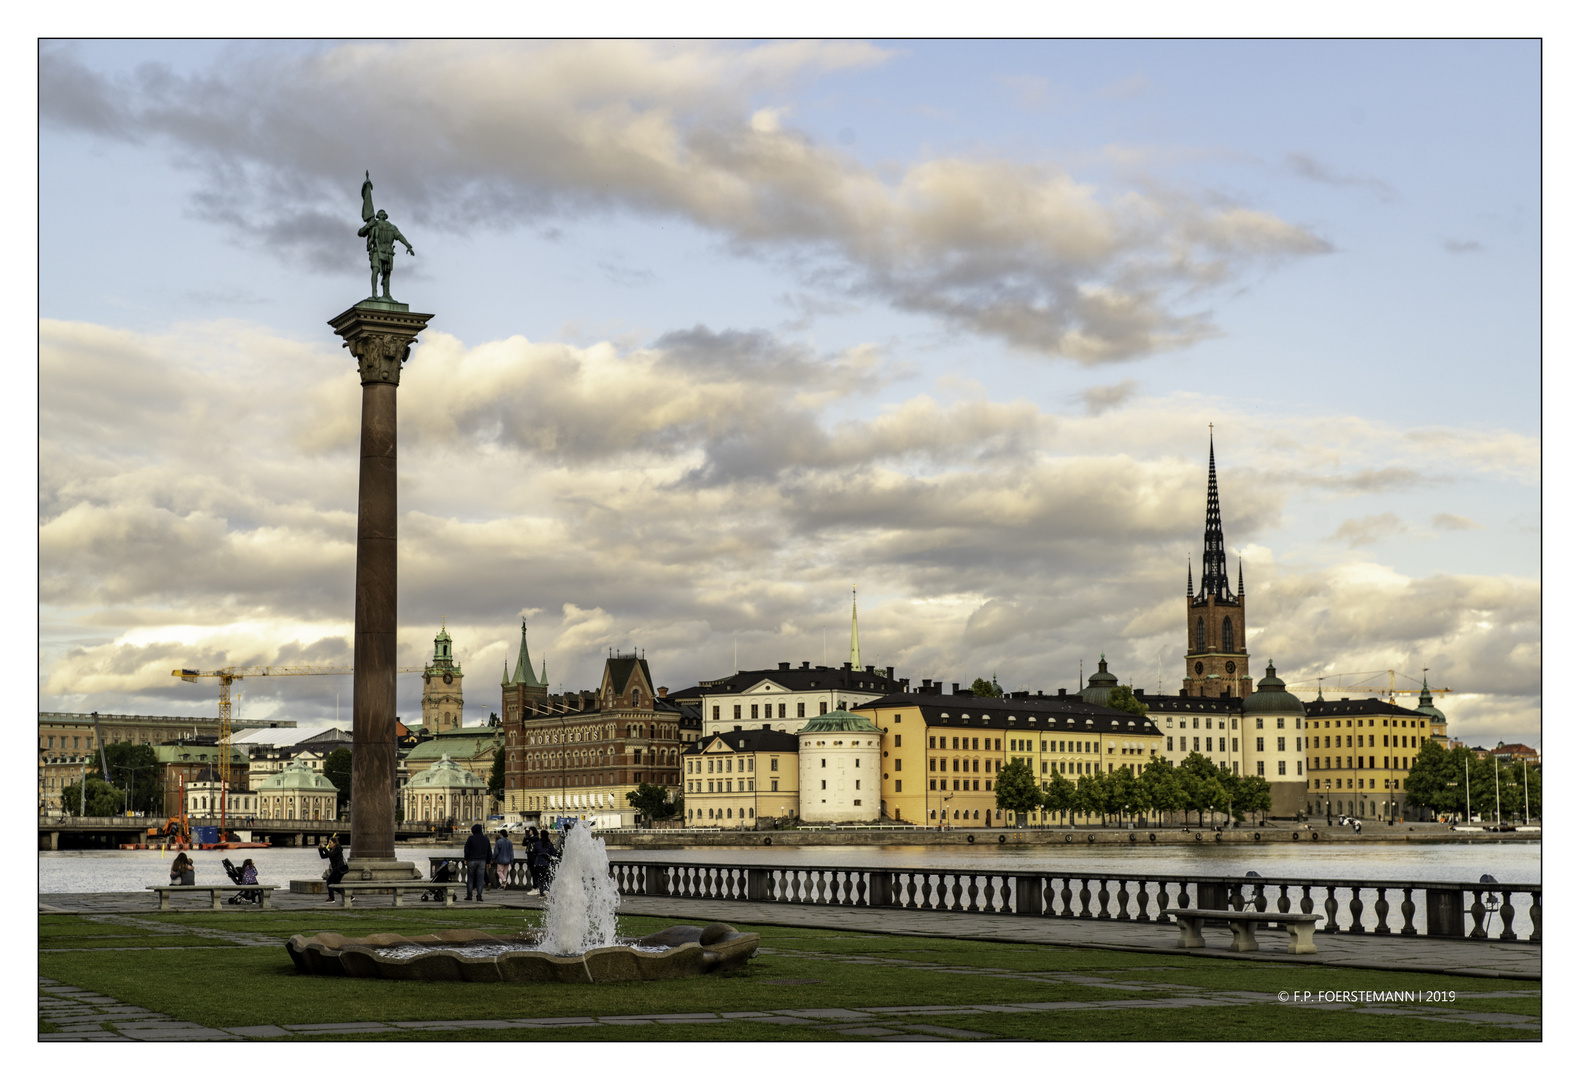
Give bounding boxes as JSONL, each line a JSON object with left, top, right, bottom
{"left": 715, "top": 702, "right": 826, "bottom": 721}
{"left": 688, "top": 757, "right": 769, "bottom": 774}
{"left": 1309, "top": 756, "right": 1416, "bottom": 771}
{"left": 927, "top": 757, "right": 1000, "bottom": 773}
{"left": 930, "top": 778, "right": 993, "bottom": 791}
{"left": 1312, "top": 777, "right": 1403, "bottom": 791}
{"left": 690, "top": 806, "right": 757, "bottom": 819}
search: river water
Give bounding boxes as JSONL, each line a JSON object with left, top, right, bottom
{"left": 38, "top": 840, "right": 1538, "bottom": 893}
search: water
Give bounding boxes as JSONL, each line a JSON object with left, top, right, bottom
{"left": 540, "top": 825, "right": 621, "bottom": 955}
{"left": 38, "top": 837, "right": 1540, "bottom": 894}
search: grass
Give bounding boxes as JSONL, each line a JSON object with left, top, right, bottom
{"left": 36, "top": 910, "right": 1539, "bottom": 1041}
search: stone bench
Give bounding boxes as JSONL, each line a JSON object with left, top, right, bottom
{"left": 325, "top": 881, "right": 466, "bottom": 908}
{"left": 147, "top": 884, "right": 277, "bottom": 911}
{"left": 1163, "top": 907, "right": 1319, "bottom": 955}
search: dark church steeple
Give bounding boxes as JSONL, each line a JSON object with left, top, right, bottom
{"left": 1199, "top": 433, "right": 1230, "bottom": 601}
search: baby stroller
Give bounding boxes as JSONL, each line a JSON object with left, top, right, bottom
{"left": 221, "top": 858, "right": 263, "bottom": 905}
{"left": 421, "top": 859, "right": 458, "bottom": 902}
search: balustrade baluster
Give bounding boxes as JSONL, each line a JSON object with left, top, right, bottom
{"left": 1253, "top": 884, "right": 1268, "bottom": 913}
{"left": 1116, "top": 879, "right": 1132, "bottom": 921}
{"left": 1529, "top": 892, "right": 1542, "bottom": 943}
{"left": 1373, "top": 888, "right": 1391, "bottom": 935}
{"left": 1096, "top": 879, "right": 1112, "bottom": 919}
{"left": 1230, "top": 883, "right": 1245, "bottom": 912}
{"left": 1399, "top": 888, "right": 1417, "bottom": 936}
{"left": 1300, "top": 885, "right": 1314, "bottom": 916}
{"left": 964, "top": 876, "right": 979, "bottom": 912}
{"left": 1276, "top": 885, "right": 1291, "bottom": 916}
{"left": 1060, "top": 878, "right": 1074, "bottom": 918}
{"left": 1043, "top": 879, "right": 1056, "bottom": 917}
{"left": 1470, "top": 891, "right": 1488, "bottom": 939}
{"left": 1323, "top": 886, "right": 1339, "bottom": 933}
{"left": 1347, "top": 887, "right": 1365, "bottom": 933}
{"left": 857, "top": 873, "right": 870, "bottom": 907}
{"left": 1135, "top": 879, "right": 1151, "bottom": 922}
{"left": 1078, "top": 878, "right": 1092, "bottom": 918}
{"left": 1499, "top": 892, "right": 1517, "bottom": 942}
{"left": 951, "top": 875, "right": 966, "bottom": 912}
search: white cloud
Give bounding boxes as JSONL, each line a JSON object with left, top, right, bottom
{"left": 40, "top": 40, "right": 1330, "bottom": 364}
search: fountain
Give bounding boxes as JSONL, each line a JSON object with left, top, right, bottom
{"left": 285, "top": 825, "right": 759, "bottom": 983}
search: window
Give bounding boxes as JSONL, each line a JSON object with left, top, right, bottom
{"left": 1167, "top": 736, "right": 1173, "bottom": 751}
{"left": 1277, "top": 760, "right": 1287, "bottom": 776}
{"left": 1222, "top": 616, "right": 1234, "bottom": 652}
{"left": 855, "top": 780, "right": 861, "bottom": 790}
{"left": 1257, "top": 761, "right": 1265, "bottom": 776}
{"left": 1193, "top": 737, "right": 1200, "bottom": 751}
{"left": 770, "top": 779, "right": 778, "bottom": 792}
{"left": 1297, "top": 761, "right": 1303, "bottom": 775}
{"left": 895, "top": 780, "right": 902, "bottom": 792}
{"left": 1192, "top": 717, "right": 1199, "bottom": 729}
{"left": 821, "top": 779, "right": 827, "bottom": 789}
{"left": 821, "top": 759, "right": 826, "bottom": 768}
{"left": 1277, "top": 736, "right": 1286, "bottom": 752}
{"left": 855, "top": 759, "right": 860, "bottom": 768}
{"left": 770, "top": 757, "right": 778, "bottom": 771}
{"left": 1256, "top": 718, "right": 1264, "bottom": 730}
{"left": 895, "top": 734, "right": 902, "bottom": 747}
{"left": 972, "top": 738, "right": 980, "bottom": 751}
{"left": 819, "top": 702, "right": 828, "bottom": 715}
{"left": 1232, "top": 738, "right": 1238, "bottom": 752}
{"left": 1196, "top": 617, "right": 1206, "bottom": 652}
{"left": 1276, "top": 717, "right": 1285, "bottom": 729}
{"left": 895, "top": 759, "right": 902, "bottom": 771}
{"left": 733, "top": 705, "right": 741, "bottom": 720}
{"left": 1256, "top": 737, "right": 1264, "bottom": 752}
{"left": 952, "top": 737, "right": 960, "bottom": 750}
{"left": 797, "top": 702, "right": 806, "bottom": 718}
{"left": 750, "top": 704, "right": 759, "bottom": 719}
{"left": 929, "top": 736, "right": 936, "bottom": 749}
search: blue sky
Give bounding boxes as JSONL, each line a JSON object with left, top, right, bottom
{"left": 37, "top": 38, "right": 1540, "bottom": 748}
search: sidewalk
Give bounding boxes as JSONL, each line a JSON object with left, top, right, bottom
{"left": 39, "top": 891, "right": 1538, "bottom": 980}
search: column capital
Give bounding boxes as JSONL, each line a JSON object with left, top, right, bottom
{"left": 328, "top": 302, "right": 435, "bottom": 387}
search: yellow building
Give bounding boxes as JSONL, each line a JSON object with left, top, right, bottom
{"left": 682, "top": 726, "right": 800, "bottom": 827}
{"left": 1304, "top": 696, "right": 1440, "bottom": 820}
{"left": 853, "top": 690, "right": 1164, "bottom": 827}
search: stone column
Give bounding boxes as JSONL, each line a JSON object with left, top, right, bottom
{"left": 328, "top": 299, "right": 432, "bottom": 881}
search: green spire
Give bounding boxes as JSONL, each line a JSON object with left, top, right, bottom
{"left": 501, "top": 662, "right": 511, "bottom": 687}
{"left": 849, "top": 586, "right": 861, "bottom": 669}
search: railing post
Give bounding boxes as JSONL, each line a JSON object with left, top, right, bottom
{"left": 1399, "top": 888, "right": 1418, "bottom": 936}
{"left": 644, "top": 863, "right": 669, "bottom": 898}
{"left": 1425, "top": 888, "right": 1464, "bottom": 938}
{"left": 1529, "top": 891, "right": 1541, "bottom": 942}
{"left": 1014, "top": 875, "right": 1041, "bottom": 915}
{"left": 1499, "top": 891, "right": 1517, "bottom": 941}
{"left": 1322, "top": 886, "right": 1340, "bottom": 933}
{"left": 1373, "top": 887, "right": 1392, "bottom": 934}
{"left": 1470, "top": 890, "right": 1489, "bottom": 939}
{"left": 869, "top": 871, "right": 893, "bottom": 908}
{"left": 746, "top": 867, "right": 768, "bottom": 902}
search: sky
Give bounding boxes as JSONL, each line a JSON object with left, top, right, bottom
{"left": 37, "top": 38, "right": 1542, "bottom": 750}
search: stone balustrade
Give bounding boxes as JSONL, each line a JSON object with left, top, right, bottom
{"left": 598, "top": 860, "right": 1540, "bottom": 943}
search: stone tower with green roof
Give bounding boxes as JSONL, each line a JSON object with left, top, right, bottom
{"left": 421, "top": 622, "right": 465, "bottom": 733}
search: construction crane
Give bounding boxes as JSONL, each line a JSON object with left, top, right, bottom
{"left": 172, "top": 663, "right": 422, "bottom": 835}
{"left": 1283, "top": 668, "right": 1451, "bottom": 704}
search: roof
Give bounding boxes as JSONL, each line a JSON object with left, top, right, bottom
{"left": 1081, "top": 655, "right": 1121, "bottom": 706}
{"left": 231, "top": 723, "right": 351, "bottom": 748}
{"left": 405, "top": 753, "right": 486, "bottom": 790}
{"left": 796, "top": 708, "right": 883, "bottom": 735}
{"left": 253, "top": 759, "right": 338, "bottom": 792}
{"left": 1242, "top": 662, "right": 1306, "bottom": 715}
{"left": 604, "top": 655, "right": 654, "bottom": 696}
{"left": 684, "top": 727, "right": 801, "bottom": 755}
{"left": 1131, "top": 693, "right": 1243, "bottom": 713}
{"left": 509, "top": 621, "right": 547, "bottom": 688}
{"left": 152, "top": 745, "right": 248, "bottom": 765}
{"left": 856, "top": 692, "right": 1162, "bottom": 737}
{"left": 1306, "top": 698, "right": 1426, "bottom": 719}
{"left": 697, "top": 663, "right": 902, "bottom": 697}
{"left": 403, "top": 728, "right": 500, "bottom": 762}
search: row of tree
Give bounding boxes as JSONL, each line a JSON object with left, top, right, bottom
{"left": 57, "top": 744, "right": 358, "bottom": 818}
{"left": 995, "top": 752, "right": 1274, "bottom": 827}
{"left": 1403, "top": 740, "right": 1541, "bottom": 820}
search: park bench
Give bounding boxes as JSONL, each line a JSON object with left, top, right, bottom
{"left": 325, "top": 881, "right": 467, "bottom": 908}
{"left": 1163, "top": 907, "right": 1320, "bottom": 955}
{"left": 147, "top": 884, "right": 277, "bottom": 911}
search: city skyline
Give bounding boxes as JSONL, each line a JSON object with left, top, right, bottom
{"left": 38, "top": 40, "right": 1539, "bottom": 748}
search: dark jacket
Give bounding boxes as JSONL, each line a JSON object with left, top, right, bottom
{"left": 463, "top": 832, "right": 492, "bottom": 861}
{"left": 319, "top": 842, "right": 346, "bottom": 871}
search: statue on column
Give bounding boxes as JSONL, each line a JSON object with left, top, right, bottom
{"left": 358, "top": 172, "right": 415, "bottom": 301}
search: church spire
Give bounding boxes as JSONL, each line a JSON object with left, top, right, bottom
{"left": 1186, "top": 557, "right": 1193, "bottom": 597}
{"left": 512, "top": 619, "right": 546, "bottom": 688}
{"left": 1238, "top": 559, "right": 1244, "bottom": 597}
{"left": 849, "top": 586, "right": 861, "bottom": 669}
{"left": 1199, "top": 430, "right": 1230, "bottom": 601}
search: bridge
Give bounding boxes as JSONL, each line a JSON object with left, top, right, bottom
{"left": 38, "top": 816, "right": 469, "bottom": 851}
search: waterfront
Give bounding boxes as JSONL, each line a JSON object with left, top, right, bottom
{"left": 39, "top": 839, "right": 1538, "bottom": 894}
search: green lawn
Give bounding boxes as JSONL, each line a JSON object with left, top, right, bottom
{"left": 37, "top": 911, "right": 1538, "bottom": 1041}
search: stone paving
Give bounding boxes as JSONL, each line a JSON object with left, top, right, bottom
{"left": 40, "top": 890, "right": 1540, "bottom": 980}
{"left": 39, "top": 890, "right": 1540, "bottom": 1041}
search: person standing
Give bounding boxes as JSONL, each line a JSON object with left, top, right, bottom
{"left": 531, "top": 828, "right": 555, "bottom": 897}
{"left": 492, "top": 829, "right": 515, "bottom": 890}
{"left": 319, "top": 837, "right": 348, "bottom": 904}
{"left": 463, "top": 823, "right": 491, "bottom": 901}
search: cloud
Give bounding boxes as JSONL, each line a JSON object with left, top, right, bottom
{"left": 1078, "top": 379, "right": 1140, "bottom": 416}
{"left": 40, "top": 317, "right": 1537, "bottom": 741}
{"left": 1097, "top": 74, "right": 1150, "bottom": 100}
{"left": 40, "top": 40, "right": 1331, "bottom": 364}
{"left": 1432, "top": 513, "right": 1482, "bottom": 532}
{"left": 1284, "top": 152, "right": 1395, "bottom": 200}
{"left": 999, "top": 74, "right": 1055, "bottom": 111}
{"left": 1327, "top": 513, "right": 1408, "bottom": 548}
{"left": 1442, "top": 238, "right": 1484, "bottom": 254}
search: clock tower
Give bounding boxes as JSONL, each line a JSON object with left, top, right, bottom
{"left": 1183, "top": 436, "right": 1253, "bottom": 698}
{"left": 422, "top": 624, "right": 465, "bottom": 733}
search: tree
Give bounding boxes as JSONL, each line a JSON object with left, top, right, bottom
{"left": 1108, "top": 764, "right": 1144, "bottom": 825}
{"left": 969, "top": 676, "right": 1003, "bottom": 698}
{"left": 1076, "top": 770, "right": 1117, "bottom": 824}
{"left": 102, "top": 742, "right": 160, "bottom": 814}
{"left": 1106, "top": 685, "right": 1149, "bottom": 719}
{"left": 323, "top": 748, "right": 352, "bottom": 810}
{"left": 994, "top": 760, "right": 1042, "bottom": 819}
{"left": 1041, "top": 773, "right": 1076, "bottom": 824}
{"left": 1226, "top": 771, "right": 1272, "bottom": 822}
{"left": 1178, "top": 752, "right": 1227, "bottom": 826}
{"left": 487, "top": 711, "right": 501, "bottom": 727}
{"left": 1141, "top": 757, "right": 1185, "bottom": 826}
{"left": 625, "top": 783, "right": 676, "bottom": 824}
{"left": 60, "top": 777, "right": 126, "bottom": 817}
{"left": 1404, "top": 740, "right": 1468, "bottom": 815}
{"left": 488, "top": 748, "right": 505, "bottom": 802}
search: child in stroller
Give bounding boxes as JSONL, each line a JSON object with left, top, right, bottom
{"left": 421, "top": 859, "right": 458, "bottom": 902}
{"left": 221, "top": 857, "right": 263, "bottom": 905}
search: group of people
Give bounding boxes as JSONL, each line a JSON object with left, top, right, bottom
{"left": 458, "top": 823, "right": 560, "bottom": 901}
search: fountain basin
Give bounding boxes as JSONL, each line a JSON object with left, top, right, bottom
{"left": 285, "top": 922, "right": 759, "bottom": 983}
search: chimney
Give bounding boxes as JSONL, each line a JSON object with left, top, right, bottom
{"left": 886, "top": 666, "right": 894, "bottom": 680}
{"left": 865, "top": 664, "right": 875, "bottom": 673}
{"left": 779, "top": 662, "right": 790, "bottom": 670}
{"left": 801, "top": 661, "right": 810, "bottom": 669}
{"left": 657, "top": 686, "right": 669, "bottom": 698}
{"left": 1058, "top": 688, "right": 1067, "bottom": 698}
{"left": 952, "top": 683, "right": 961, "bottom": 694}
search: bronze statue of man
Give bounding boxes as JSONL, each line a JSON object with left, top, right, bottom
{"left": 358, "top": 172, "right": 415, "bottom": 301}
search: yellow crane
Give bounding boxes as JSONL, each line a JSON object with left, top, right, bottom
{"left": 172, "top": 664, "right": 422, "bottom": 833}
{"left": 1282, "top": 668, "right": 1451, "bottom": 704}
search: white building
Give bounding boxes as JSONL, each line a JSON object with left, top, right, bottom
{"left": 796, "top": 709, "right": 883, "bottom": 824}
{"left": 252, "top": 759, "right": 340, "bottom": 821}
{"left": 402, "top": 753, "right": 489, "bottom": 824}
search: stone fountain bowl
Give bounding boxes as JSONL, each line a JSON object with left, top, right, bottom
{"left": 285, "top": 922, "right": 759, "bottom": 983}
